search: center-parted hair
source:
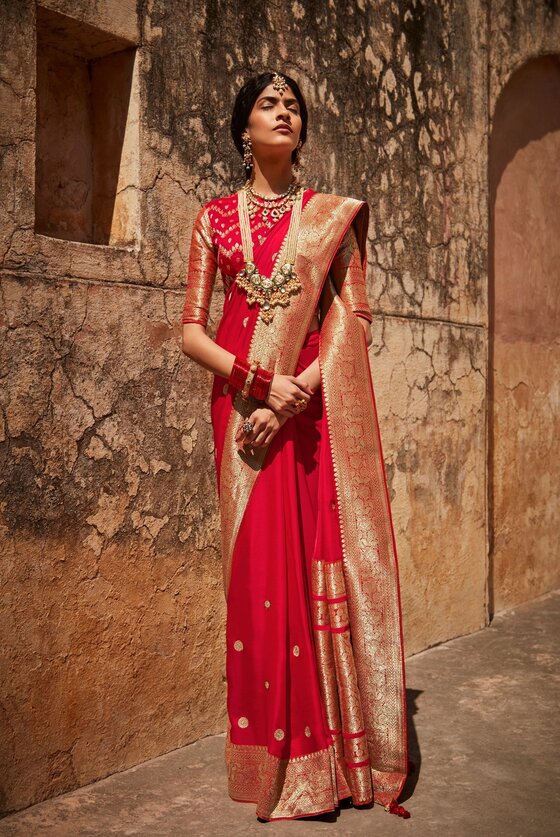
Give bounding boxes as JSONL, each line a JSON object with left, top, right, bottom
{"left": 230, "top": 72, "right": 308, "bottom": 168}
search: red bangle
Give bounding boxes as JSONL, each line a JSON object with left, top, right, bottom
{"left": 250, "top": 366, "right": 274, "bottom": 401}
{"left": 229, "top": 356, "right": 250, "bottom": 392}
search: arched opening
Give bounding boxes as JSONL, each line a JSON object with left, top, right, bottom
{"left": 488, "top": 54, "right": 560, "bottom": 616}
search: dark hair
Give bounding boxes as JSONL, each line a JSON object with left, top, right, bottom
{"left": 230, "top": 72, "right": 308, "bottom": 171}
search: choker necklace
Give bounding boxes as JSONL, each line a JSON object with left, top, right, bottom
{"left": 246, "top": 181, "right": 298, "bottom": 227}
{"left": 235, "top": 184, "right": 304, "bottom": 324}
{"left": 248, "top": 182, "right": 295, "bottom": 201}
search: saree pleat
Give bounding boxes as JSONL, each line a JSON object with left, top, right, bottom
{"left": 189, "top": 190, "right": 408, "bottom": 820}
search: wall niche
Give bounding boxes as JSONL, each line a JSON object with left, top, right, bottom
{"left": 35, "top": 5, "right": 139, "bottom": 246}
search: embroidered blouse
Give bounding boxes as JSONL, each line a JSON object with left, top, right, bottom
{"left": 181, "top": 190, "right": 373, "bottom": 329}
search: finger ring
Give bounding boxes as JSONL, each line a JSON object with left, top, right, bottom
{"left": 294, "top": 398, "right": 307, "bottom": 413}
{"left": 242, "top": 420, "right": 254, "bottom": 433}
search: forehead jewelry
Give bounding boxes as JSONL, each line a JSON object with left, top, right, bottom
{"left": 272, "top": 72, "right": 288, "bottom": 95}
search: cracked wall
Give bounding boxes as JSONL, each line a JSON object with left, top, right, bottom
{"left": 0, "top": 0, "right": 559, "bottom": 816}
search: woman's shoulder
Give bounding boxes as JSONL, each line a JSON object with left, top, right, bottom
{"left": 198, "top": 192, "right": 239, "bottom": 217}
{"left": 311, "top": 190, "right": 367, "bottom": 207}
{"left": 192, "top": 193, "right": 240, "bottom": 233}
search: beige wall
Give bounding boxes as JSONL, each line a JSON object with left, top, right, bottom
{"left": 0, "top": 0, "right": 558, "bottom": 816}
{"left": 489, "top": 55, "right": 560, "bottom": 612}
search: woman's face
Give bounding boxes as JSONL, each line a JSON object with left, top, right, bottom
{"left": 245, "top": 83, "right": 302, "bottom": 161}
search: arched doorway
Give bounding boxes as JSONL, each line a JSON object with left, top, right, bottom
{"left": 488, "top": 55, "right": 560, "bottom": 616}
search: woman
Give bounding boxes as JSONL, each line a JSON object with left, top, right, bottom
{"left": 181, "top": 71, "right": 410, "bottom": 822}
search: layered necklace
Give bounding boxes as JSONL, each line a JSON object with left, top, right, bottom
{"left": 235, "top": 181, "right": 304, "bottom": 325}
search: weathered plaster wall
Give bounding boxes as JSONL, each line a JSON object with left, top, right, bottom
{"left": 0, "top": 0, "right": 558, "bottom": 816}
{"left": 489, "top": 54, "right": 560, "bottom": 612}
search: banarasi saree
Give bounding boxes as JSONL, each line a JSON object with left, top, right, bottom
{"left": 182, "top": 188, "right": 409, "bottom": 821}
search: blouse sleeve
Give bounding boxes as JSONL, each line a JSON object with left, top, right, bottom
{"left": 181, "top": 205, "right": 218, "bottom": 328}
{"left": 329, "top": 223, "right": 373, "bottom": 323}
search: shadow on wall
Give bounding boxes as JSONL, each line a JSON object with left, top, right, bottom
{"left": 488, "top": 54, "right": 560, "bottom": 616}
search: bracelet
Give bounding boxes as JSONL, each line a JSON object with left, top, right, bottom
{"left": 241, "top": 360, "right": 259, "bottom": 400}
{"left": 229, "top": 356, "right": 251, "bottom": 392}
{"left": 250, "top": 366, "right": 274, "bottom": 402}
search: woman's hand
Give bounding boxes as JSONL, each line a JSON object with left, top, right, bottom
{"left": 235, "top": 407, "right": 289, "bottom": 450}
{"left": 265, "top": 374, "right": 314, "bottom": 418}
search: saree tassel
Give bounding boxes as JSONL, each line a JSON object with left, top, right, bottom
{"left": 387, "top": 799, "right": 411, "bottom": 818}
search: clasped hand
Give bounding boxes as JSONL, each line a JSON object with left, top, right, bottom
{"left": 235, "top": 373, "right": 314, "bottom": 450}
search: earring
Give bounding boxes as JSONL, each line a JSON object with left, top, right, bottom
{"left": 242, "top": 131, "right": 253, "bottom": 172}
{"left": 293, "top": 140, "right": 303, "bottom": 170}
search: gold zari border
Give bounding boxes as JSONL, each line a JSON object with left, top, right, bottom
{"left": 318, "top": 277, "right": 408, "bottom": 807}
{"left": 225, "top": 732, "right": 352, "bottom": 820}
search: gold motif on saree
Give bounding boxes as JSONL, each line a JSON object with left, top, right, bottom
{"left": 233, "top": 640, "right": 244, "bottom": 651}
{"left": 238, "top": 717, "right": 249, "bottom": 728}
{"left": 319, "top": 284, "right": 408, "bottom": 806}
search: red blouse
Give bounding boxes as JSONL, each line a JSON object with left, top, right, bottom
{"left": 181, "top": 190, "right": 373, "bottom": 329}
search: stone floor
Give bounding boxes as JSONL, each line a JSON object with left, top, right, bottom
{"left": 1, "top": 590, "right": 558, "bottom": 837}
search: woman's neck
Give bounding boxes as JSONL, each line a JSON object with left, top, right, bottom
{"left": 250, "top": 157, "right": 295, "bottom": 197}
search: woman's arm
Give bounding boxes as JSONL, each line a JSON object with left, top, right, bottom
{"left": 183, "top": 324, "right": 313, "bottom": 416}
{"left": 181, "top": 205, "right": 239, "bottom": 376}
{"left": 182, "top": 323, "right": 236, "bottom": 377}
{"left": 182, "top": 206, "right": 312, "bottom": 416}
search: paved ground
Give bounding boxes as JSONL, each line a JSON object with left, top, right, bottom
{"left": 1, "top": 590, "right": 559, "bottom": 837}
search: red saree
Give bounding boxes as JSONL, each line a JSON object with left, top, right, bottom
{"left": 182, "top": 189, "right": 408, "bottom": 820}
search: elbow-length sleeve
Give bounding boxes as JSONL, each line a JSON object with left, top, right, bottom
{"left": 181, "top": 205, "right": 218, "bottom": 328}
{"left": 329, "top": 222, "right": 373, "bottom": 323}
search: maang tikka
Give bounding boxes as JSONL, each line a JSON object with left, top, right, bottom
{"left": 272, "top": 72, "right": 288, "bottom": 94}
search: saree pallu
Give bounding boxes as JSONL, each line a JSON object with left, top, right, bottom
{"left": 208, "top": 193, "right": 408, "bottom": 820}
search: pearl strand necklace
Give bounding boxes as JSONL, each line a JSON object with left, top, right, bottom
{"left": 235, "top": 185, "right": 304, "bottom": 324}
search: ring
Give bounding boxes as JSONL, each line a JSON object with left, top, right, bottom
{"left": 294, "top": 398, "right": 307, "bottom": 413}
{"left": 242, "top": 419, "right": 254, "bottom": 434}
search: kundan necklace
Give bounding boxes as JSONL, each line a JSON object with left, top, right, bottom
{"left": 246, "top": 181, "right": 298, "bottom": 227}
{"left": 235, "top": 182, "right": 304, "bottom": 325}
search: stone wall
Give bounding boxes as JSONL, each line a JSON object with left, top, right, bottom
{"left": 0, "top": 0, "right": 558, "bottom": 815}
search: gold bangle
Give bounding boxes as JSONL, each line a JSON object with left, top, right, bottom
{"left": 241, "top": 360, "right": 259, "bottom": 400}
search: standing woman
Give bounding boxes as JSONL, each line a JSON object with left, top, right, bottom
{"left": 181, "top": 72, "right": 410, "bottom": 822}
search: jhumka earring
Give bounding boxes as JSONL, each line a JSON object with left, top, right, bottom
{"left": 242, "top": 131, "right": 253, "bottom": 172}
{"left": 293, "top": 140, "right": 303, "bottom": 170}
